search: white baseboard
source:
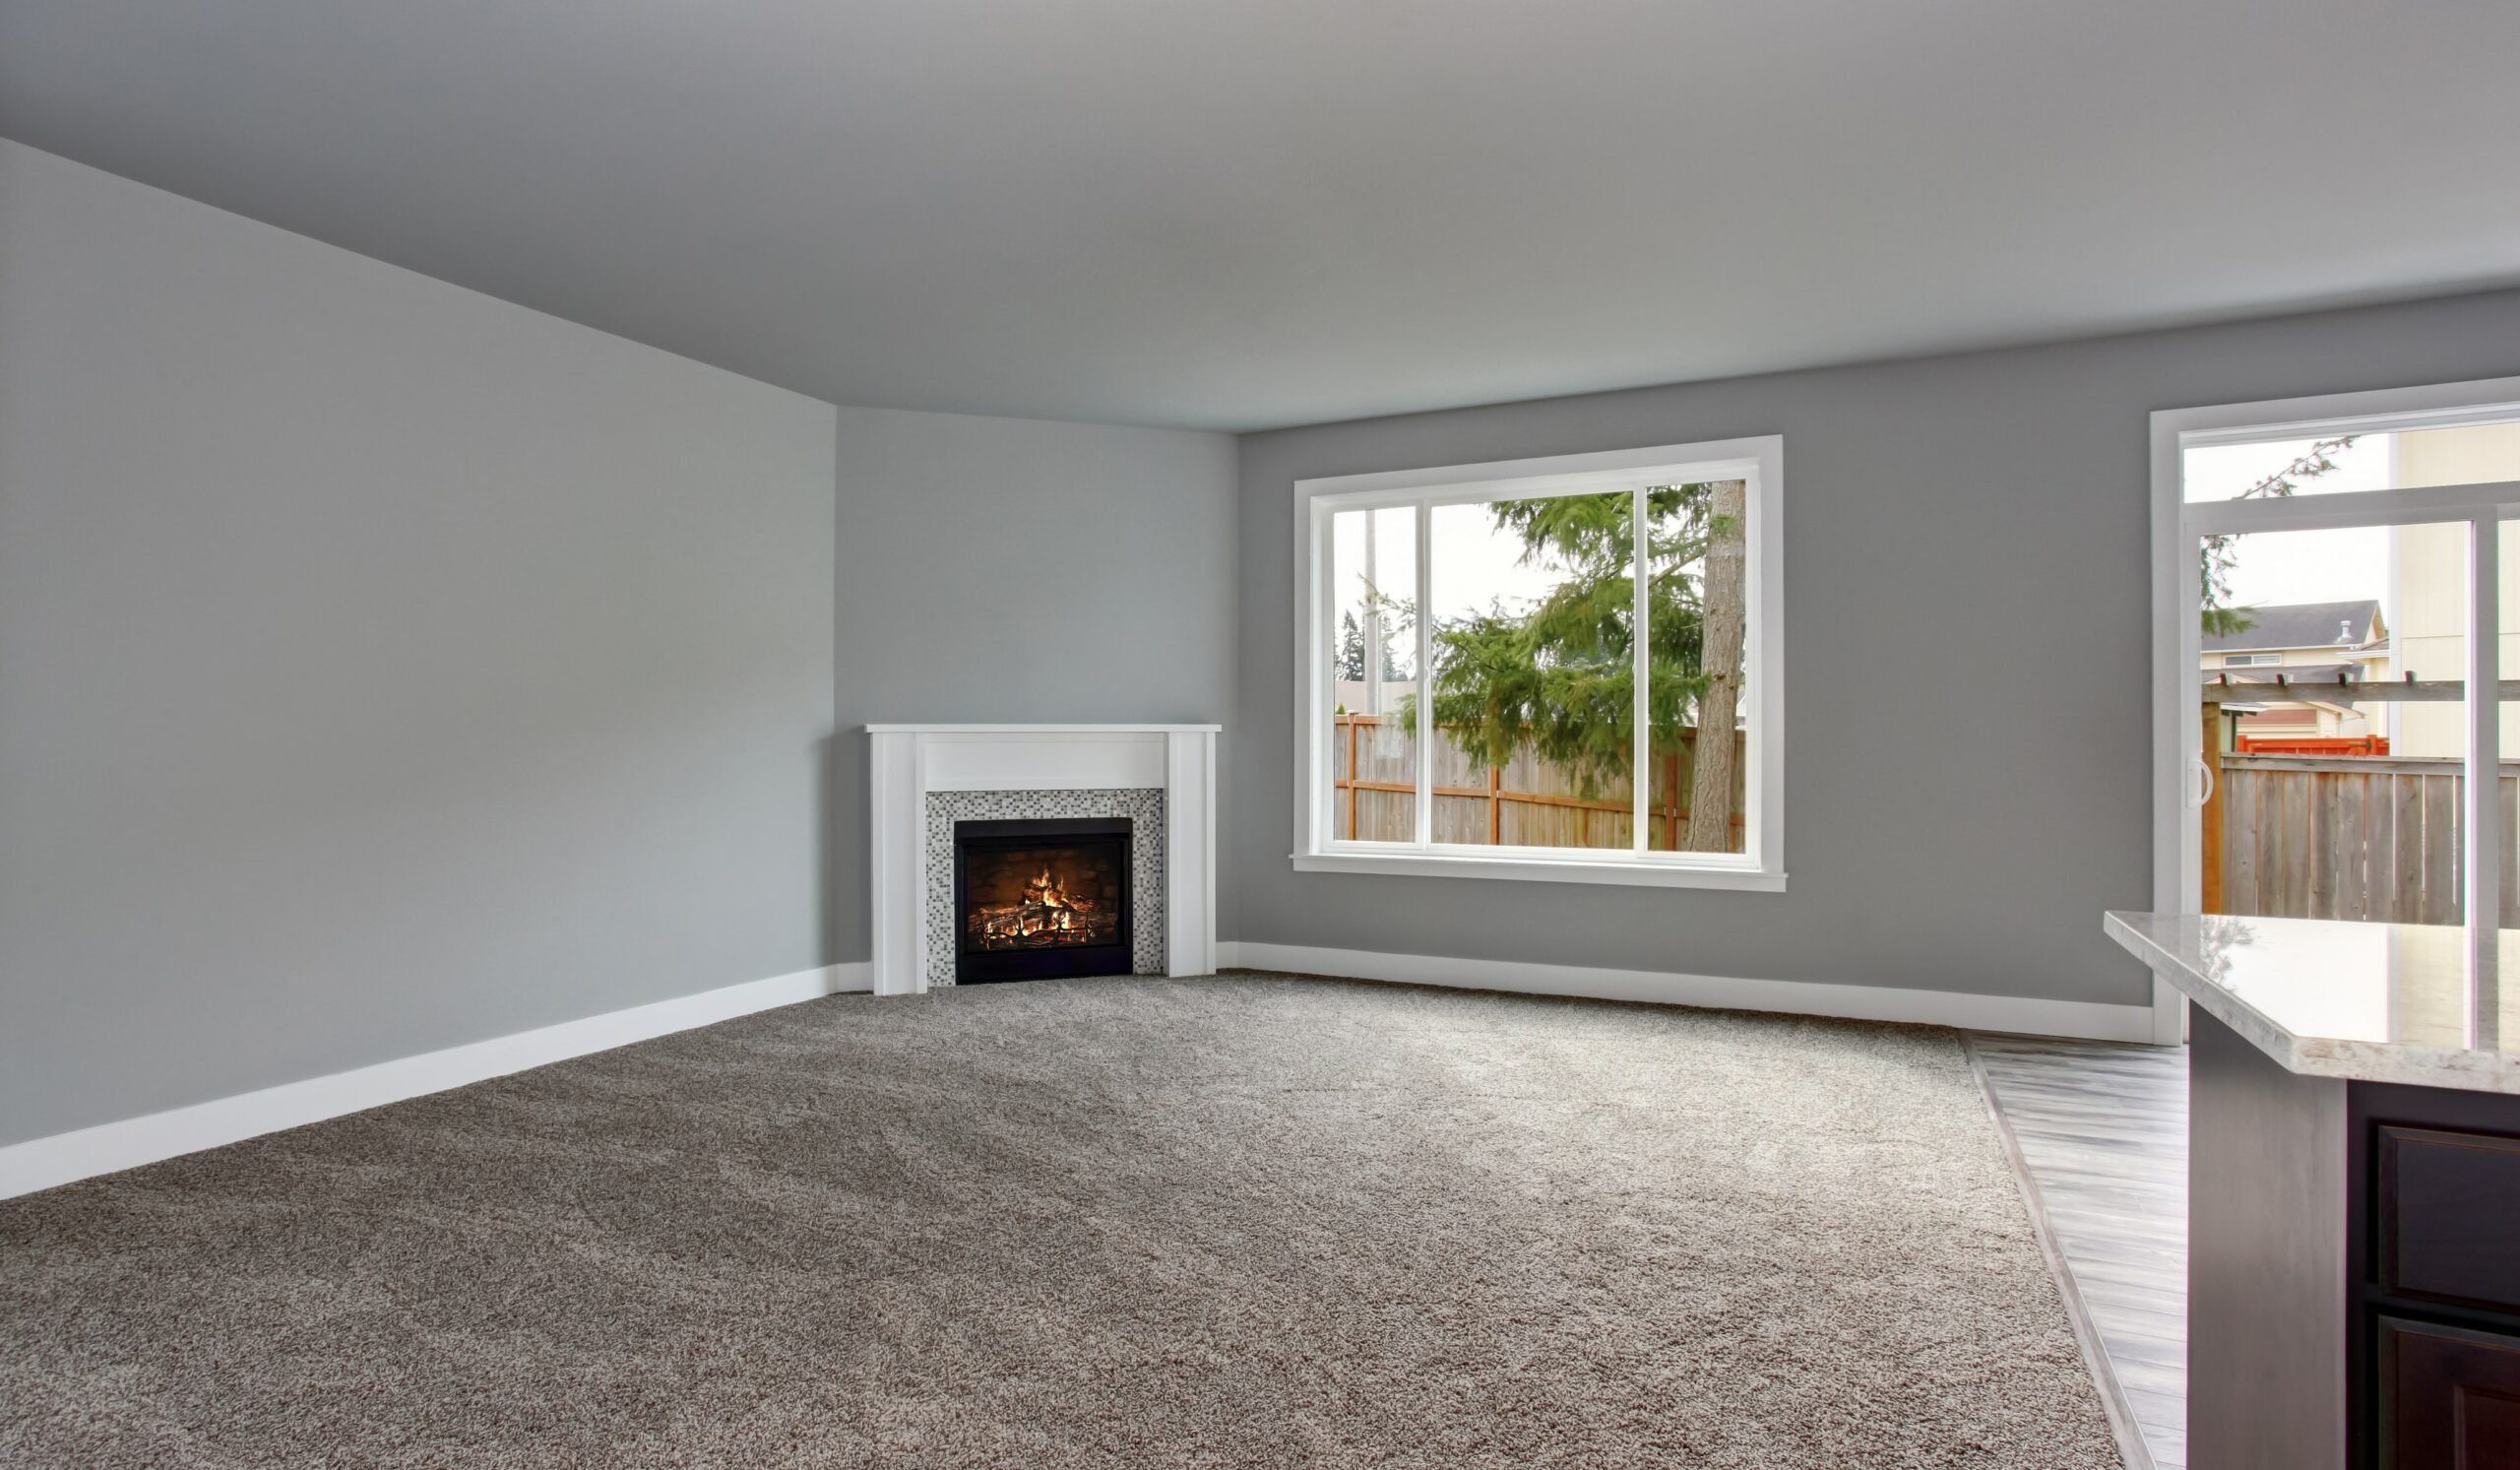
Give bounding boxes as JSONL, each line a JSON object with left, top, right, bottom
{"left": 1213, "top": 941, "right": 2155, "bottom": 1044}
{"left": 0, "top": 962, "right": 871, "bottom": 1201}
{"left": 5, "top": 947, "right": 2145, "bottom": 1201}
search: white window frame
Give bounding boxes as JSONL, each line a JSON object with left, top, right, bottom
{"left": 2149, "top": 375, "right": 2520, "bottom": 1043}
{"left": 1291, "top": 436, "right": 1785, "bottom": 890}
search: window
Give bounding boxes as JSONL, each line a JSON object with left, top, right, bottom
{"left": 2153, "top": 379, "right": 2520, "bottom": 947}
{"left": 2221, "top": 653, "right": 2284, "bottom": 667}
{"left": 1292, "top": 437, "right": 1784, "bottom": 889}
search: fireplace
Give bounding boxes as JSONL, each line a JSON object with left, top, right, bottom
{"left": 868, "top": 725, "right": 1216, "bottom": 993}
{"left": 952, "top": 816, "right": 1134, "bottom": 984}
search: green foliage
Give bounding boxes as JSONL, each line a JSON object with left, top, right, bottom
{"left": 1400, "top": 485, "right": 1729, "bottom": 798}
{"left": 2199, "top": 605, "right": 2258, "bottom": 639}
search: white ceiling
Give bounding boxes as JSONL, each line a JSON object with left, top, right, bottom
{"left": 5, "top": 1, "right": 2517, "bottom": 431}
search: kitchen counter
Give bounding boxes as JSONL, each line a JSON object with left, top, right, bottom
{"left": 2104, "top": 911, "right": 2519, "bottom": 1093}
{"left": 2104, "top": 911, "right": 2520, "bottom": 1468}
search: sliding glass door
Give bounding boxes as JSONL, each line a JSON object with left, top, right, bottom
{"left": 2156, "top": 390, "right": 2520, "bottom": 932}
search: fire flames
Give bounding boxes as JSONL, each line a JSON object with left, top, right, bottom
{"left": 969, "top": 863, "right": 1112, "bottom": 949}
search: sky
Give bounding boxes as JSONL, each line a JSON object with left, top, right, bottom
{"left": 2185, "top": 435, "right": 2395, "bottom": 610}
{"left": 1334, "top": 500, "right": 1604, "bottom": 673}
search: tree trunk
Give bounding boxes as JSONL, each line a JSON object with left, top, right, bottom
{"left": 1686, "top": 480, "right": 1747, "bottom": 853}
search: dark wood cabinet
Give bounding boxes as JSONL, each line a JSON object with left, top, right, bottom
{"left": 2352, "top": 1087, "right": 2520, "bottom": 1469}
{"left": 2380, "top": 1127, "right": 2520, "bottom": 1315}
{"left": 2381, "top": 1318, "right": 2520, "bottom": 1469}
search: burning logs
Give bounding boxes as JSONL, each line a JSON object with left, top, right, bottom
{"left": 967, "top": 866, "right": 1116, "bottom": 949}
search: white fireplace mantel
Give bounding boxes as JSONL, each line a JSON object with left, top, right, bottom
{"left": 867, "top": 724, "right": 1220, "bottom": 995}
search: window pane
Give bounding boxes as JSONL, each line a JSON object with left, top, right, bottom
{"left": 2186, "top": 419, "right": 2520, "bottom": 503}
{"left": 2383, "top": 421, "right": 2520, "bottom": 492}
{"left": 2501, "top": 518, "right": 2519, "bottom": 929}
{"left": 2406, "top": 425, "right": 2520, "bottom": 926}
{"left": 1328, "top": 507, "right": 1416, "bottom": 842}
{"left": 2182, "top": 435, "right": 2391, "bottom": 502}
{"left": 1426, "top": 491, "right": 1633, "bottom": 851}
{"left": 2202, "top": 522, "right": 2465, "bottom": 924}
{"left": 2390, "top": 521, "right": 2474, "bottom": 924}
{"left": 1651, "top": 479, "right": 1749, "bottom": 854}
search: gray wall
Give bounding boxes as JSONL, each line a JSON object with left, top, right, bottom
{"left": 1232, "top": 289, "right": 2520, "bottom": 1008}
{"left": 829, "top": 406, "right": 1237, "bottom": 957}
{"left": 14, "top": 123, "right": 2518, "bottom": 1145}
{"left": 0, "top": 140, "right": 839, "bottom": 1145}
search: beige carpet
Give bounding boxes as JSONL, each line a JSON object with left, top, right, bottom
{"left": 1, "top": 974, "right": 2120, "bottom": 1468}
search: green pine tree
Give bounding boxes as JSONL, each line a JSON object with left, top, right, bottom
{"left": 1336, "top": 610, "right": 1367, "bottom": 682}
{"left": 1399, "top": 485, "right": 1732, "bottom": 801}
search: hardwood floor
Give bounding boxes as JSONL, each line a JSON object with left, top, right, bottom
{"left": 1969, "top": 1034, "right": 2189, "bottom": 1470}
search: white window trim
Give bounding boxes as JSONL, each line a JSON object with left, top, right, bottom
{"left": 2149, "top": 375, "right": 2520, "bottom": 1045}
{"left": 1291, "top": 436, "right": 1786, "bottom": 890}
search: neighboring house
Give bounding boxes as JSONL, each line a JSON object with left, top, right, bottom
{"left": 2200, "top": 599, "right": 2390, "bottom": 745}
{"left": 2390, "top": 423, "right": 2520, "bottom": 757}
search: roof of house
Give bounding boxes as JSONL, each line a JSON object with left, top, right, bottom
{"left": 2202, "top": 600, "right": 2385, "bottom": 654}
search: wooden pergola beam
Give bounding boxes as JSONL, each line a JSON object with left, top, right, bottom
{"left": 2200, "top": 677, "right": 2520, "bottom": 704}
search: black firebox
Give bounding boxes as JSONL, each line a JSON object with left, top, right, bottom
{"left": 952, "top": 816, "right": 1133, "bottom": 984}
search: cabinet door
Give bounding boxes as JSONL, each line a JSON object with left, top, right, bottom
{"left": 2380, "top": 1126, "right": 2520, "bottom": 1313}
{"left": 2383, "top": 1318, "right": 2520, "bottom": 1468}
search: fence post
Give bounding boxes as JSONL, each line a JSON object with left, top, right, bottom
{"left": 1662, "top": 745, "right": 1679, "bottom": 850}
{"left": 1346, "top": 718, "right": 1359, "bottom": 841}
{"left": 2202, "top": 703, "right": 2226, "bottom": 914}
{"left": 1488, "top": 762, "right": 1502, "bottom": 846}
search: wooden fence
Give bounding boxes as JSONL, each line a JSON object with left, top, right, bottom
{"left": 2212, "top": 753, "right": 2520, "bottom": 926}
{"left": 1332, "top": 714, "right": 1744, "bottom": 853}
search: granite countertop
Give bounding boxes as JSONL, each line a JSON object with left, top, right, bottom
{"left": 2106, "top": 911, "right": 2520, "bottom": 1094}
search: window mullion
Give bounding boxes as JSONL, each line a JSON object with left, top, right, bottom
{"left": 1416, "top": 502, "right": 1434, "bottom": 851}
{"left": 2467, "top": 511, "right": 2500, "bottom": 934}
{"left": 1633, "top": 487, "right": 1650, "bottom": 855}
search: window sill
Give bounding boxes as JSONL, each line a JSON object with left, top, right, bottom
{"left": 1290, "top": 850, "right": 1788, "bottom": 891}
